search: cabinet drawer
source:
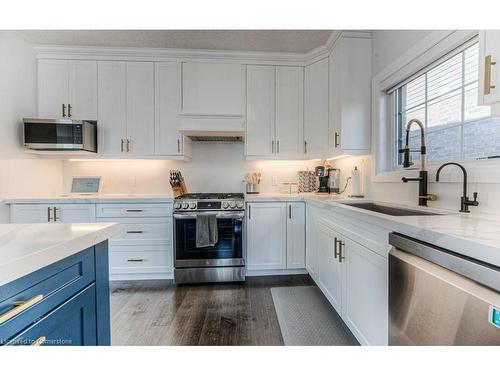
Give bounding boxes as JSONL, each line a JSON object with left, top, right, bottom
{"left": 97, "top": 217, "right": 172, "bottom": 245}
{"left": 6, "top": 284, "right": 97, "bottom": 346}
{"left": 109, "top": 246, "right": 172, "bottom": 274}
{"left": 0, "top": 248, "right": 95, "bottom": 343}
{"left": 96, "top": 203, "right": 172, "bottom": 218}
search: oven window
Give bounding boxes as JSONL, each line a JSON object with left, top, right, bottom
{"left": 175, "top": 217, "right": 243, "bottom": 260}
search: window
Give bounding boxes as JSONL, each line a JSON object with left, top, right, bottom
{"left": 395, "top": 42, "right": 500, "bottom": 166}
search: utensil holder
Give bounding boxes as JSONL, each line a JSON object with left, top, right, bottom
{"left": 246, "top": 183, "right": 260, "bottom": 194}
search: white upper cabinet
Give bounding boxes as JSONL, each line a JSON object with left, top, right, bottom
{"left": 246, "top": 65, "right": 304, "bottom": 159}
{"left": 479, "top": 31, "right": 500, "bottom": 106}
{"left": 276, "top": 66, "right": 304, "bottom": 158}
{"left": 155, "top": 62, "right": 191, "bottom": 157}
{"left": 38, "top": 59, "right": 97, "bottom": 120}
{"left": 38, "top": 60, "right": 69, "bottom": 119}
{"left": 97, "top": 61, "right": 127, "bottom": 154}
{"left": 304, "top": 58, "right": 329, "bottom": 158}
{"left": 329, "top": 36, "right": 371, "bottom": 155}
{"left": 246, "top": 65, "right": 275, "bottom": 157}
{"left": 68, "top": 61, "right": 98, "bottom": 120}
{"left": 181, "top": 62, "right": 246, "bottom": 116}
{"left": 126, "top": 62, "right": 155, "bottom": 155}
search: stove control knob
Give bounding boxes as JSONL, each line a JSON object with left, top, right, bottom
{"left": 182, "top": 202, "right": 189, "bottom": 209}
{"left": 222, "top": 202, "right": 229, "bottom": 209}
{"left": 174, "top": 202, "right": 182, "bottom": 210}
{"left": 189, "top": 202, "right": 197, "bottom": 209}
{"left": 229, "top": 201, "right": 236, "bottom": 209}
{"left": 236, "top": 201, "right": 244, "bottom": 209}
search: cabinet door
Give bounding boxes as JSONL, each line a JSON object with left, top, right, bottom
{"left": 7, "top": 285, "right": 97, "bottom": 346}
{"left": 337, "top": 37, "right": 371, "bottom": 153}
{"left": 10, "top": 204, "right": 52, "bottom": 223}
{"left": 479, "top": 31, "right": 500, "bottom": 105}
{"left": 38, "top": 60, "right": 68, "bottom": 118}
{"left": 317, "top": 223, "right": 343, "bottom": 313}
{"left": 286, "top": 202, "right": 306, "bottom": 269}
{"left": 182, "top": 62, "right": 246, "bottom": 115}
{"left": 305, "top": 206, "right": 319, "bottom": 280}
{"left": 342, "top": 238, "right": 388, "bottom": 345}
{"left": 304, "top": 58, "right": 329, "bottom": 158}
{"left": 68, "top": 60, "right": 97, "bottom": 120}
{"left": 126, "top": 62, "right": 155, "bottom": 155}
{"left": 276, "top": 66, "right": 304, "bottom": 158}
{"left": 55, "top": 204, "right": 96, "bottom": 223}
{"left": 97, "top": 61, "right": 127, "bottom": 154}
{"left": 246, "top": 65, "right": 275, "bottom": 157}
{"left": 246, "top": 202, "right": 287, "bottom": 270}
{"left": 329, "top": 47, "right": 342, "bottom": 156}
{"left": 155, "top": 62, "right": 183, "bottom": 155}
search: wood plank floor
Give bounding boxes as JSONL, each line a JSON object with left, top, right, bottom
{"left": 110, "top": 275, "right": 313, "bottom": 346}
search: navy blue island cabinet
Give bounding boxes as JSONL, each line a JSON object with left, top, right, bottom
{"left": 0, "top": 241, "right": 111, "bottom": 346}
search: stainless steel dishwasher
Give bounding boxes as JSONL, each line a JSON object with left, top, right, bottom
{"left": 389, "top": 232, "right": 500, "bottom": 345}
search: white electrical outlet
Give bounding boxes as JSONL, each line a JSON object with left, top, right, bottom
{"left": 272, "top": 176, "right": 278, "bottom": 186}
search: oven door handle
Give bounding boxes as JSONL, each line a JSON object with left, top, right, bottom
{"left": 173, "top": 212, "right": 245, "bottom": 220}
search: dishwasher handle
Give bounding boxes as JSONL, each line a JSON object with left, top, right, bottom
{"left": 389, "top": 232, "right": 500, "bottom": 292}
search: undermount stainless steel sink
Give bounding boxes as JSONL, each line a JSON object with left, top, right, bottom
{"left": 341, "top": 202, "right": 442, "bottom": 216}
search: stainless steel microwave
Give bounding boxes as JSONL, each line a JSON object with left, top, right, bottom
{"left": 23, "top": 118, "right": 97, "bottom": 152}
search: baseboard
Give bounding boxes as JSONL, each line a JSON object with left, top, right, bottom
{"left": 246, "top": 269, "right": 308, "bottom": 277}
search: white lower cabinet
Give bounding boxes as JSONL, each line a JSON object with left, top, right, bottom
{"left": 96, "top": 203, "right": 173, "bottom": 280}
{"left": 9, "top": 202, "right": 173, "bottom": 281}
{"left": 10, "top": 204, "right": 95, "bottom": 223}
{"left": 309, "top": 212, "right": 388, "bottom": 346}
{"left": 246, "top": 201, "right": 306, "bottom": 272}
{"left": 342, "top": 237, "right": 388, "bottom": 346}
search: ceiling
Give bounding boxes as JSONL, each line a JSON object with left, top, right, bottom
{"left": 18, "top": 30, "right": 333, "bottom": 54}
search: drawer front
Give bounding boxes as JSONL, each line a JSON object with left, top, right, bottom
{"left": 0, "top": 248, "right": 95, "bottom": 343}
{"left": 109, "top": 246, "right": 173, "bottom": 274}
{"left": 96, "top": 203, "right": 173, "bottom": 218}
{"left": 6, "top": 284, "right": 97, "bottom": 346}
{"left": 97, "top": 218, "right": 172, "bottom": 245}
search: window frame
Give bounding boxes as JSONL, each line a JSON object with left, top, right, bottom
{"left": 392, "top": 39, "right": 494, "bottom": 170}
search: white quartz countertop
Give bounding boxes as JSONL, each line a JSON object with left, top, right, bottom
{"left": 0, "top": 223, "right": 118, "bottom": 287}
{"left": 246, "top": 192, "right": 500, "bottom": 267}
{"left": 3, "top": 194, "right": 174, "bottom": 204}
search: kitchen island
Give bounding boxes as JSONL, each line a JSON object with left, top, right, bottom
{"left": 0, "top": 223, "right": 118, "bottom": 346}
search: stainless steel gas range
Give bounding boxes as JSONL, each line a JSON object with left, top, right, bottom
{"left": 173, "top": 193, "right": 245, "bottom": 284}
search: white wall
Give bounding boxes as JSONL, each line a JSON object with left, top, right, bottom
{"left": 332, "top": 30, "right": 500, "bottom": 216}
{"left": 63, "top": 142, "right": 318, "bottom": 195}
{"left": 371, "top": 30, "right": 433, "bottom": 76}
{"left": 0, "top": 31, "right": 63, "bottom": 222}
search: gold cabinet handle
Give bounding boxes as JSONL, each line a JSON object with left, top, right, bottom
{"left": 333, "top": 237, "right": 339, "bottom": 259}
{"left": 31, "top": 336, "right": 46, "bottom": 346}
{"left": 338, "top": 241, "right": 345, "bottom": 263}
{"left": 0, "top": 294, "right": 44, "bottom": 324}
{"left": 53, "top": 207, "right": 60, "bottom": 222}
{"left": 484, "top": 55, "right": 497, "bottom": 95}
{"left": 62, "top": 104, "right": 66, "bottom": 118}
{"left": 334, "top": 132, "right": 340, "bottom": 148}
{"left": 67, "top": 104, "right": 72, "bottom": 118}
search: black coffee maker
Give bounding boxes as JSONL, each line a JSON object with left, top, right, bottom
{"left": 315, "top": 166, "right": 330, "bottom": 193}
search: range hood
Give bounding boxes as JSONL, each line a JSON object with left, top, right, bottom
{"left": 179, "top": 114, "right": 245, "bottom": 142}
